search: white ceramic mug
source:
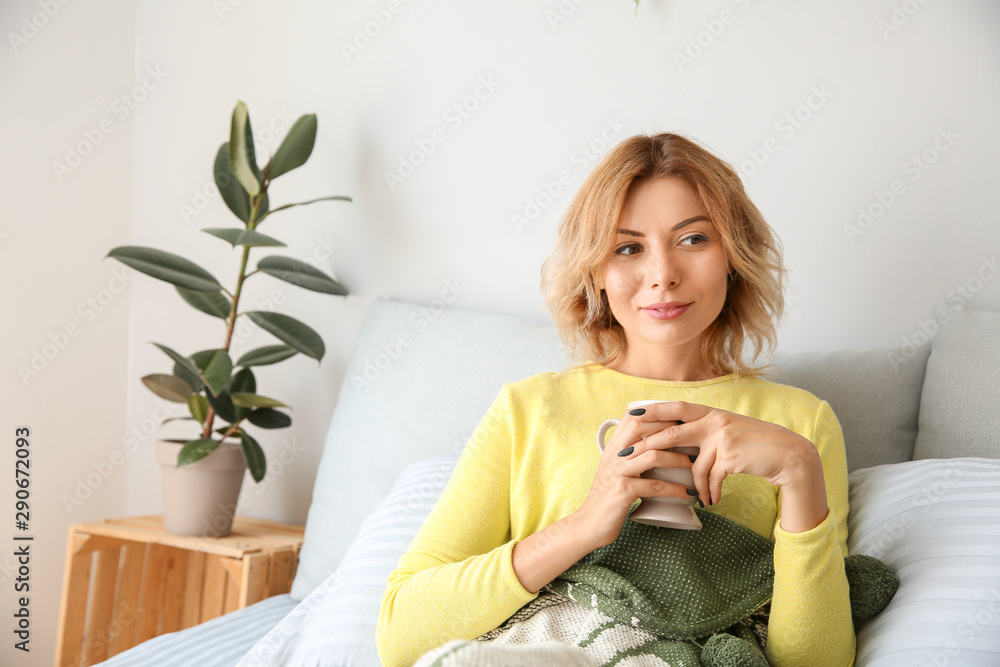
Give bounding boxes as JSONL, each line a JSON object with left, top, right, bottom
{"left": 596, "top": 399, "right": 702, "bottom": 530}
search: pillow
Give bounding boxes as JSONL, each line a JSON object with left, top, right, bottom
{"left": 239, "top": 456, "right": 458, "bottom": 667}
{"left": 770, "top": 345, "right": 930, "bottom": 472}
{"left": 847, "top": 457, "right": 1000, "bottom": 665}
{"left": 913, "top": 304, "right": 1000, "bottom": 460}
{"left": 291, "top": 298, "right": 569, "bottom": 600}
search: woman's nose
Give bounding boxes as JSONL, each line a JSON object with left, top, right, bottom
{"left": 646, "top": 250, "right": 680, "bottom": 289}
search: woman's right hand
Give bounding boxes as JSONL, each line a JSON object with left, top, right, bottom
{"left": 576, "top": 409, "right": 696, "bottom": 548}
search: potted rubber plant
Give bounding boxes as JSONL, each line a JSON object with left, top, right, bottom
{"left": 107, "top": 100, "right": 350, "bottom": 537}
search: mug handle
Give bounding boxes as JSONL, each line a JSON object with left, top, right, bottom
{"left": 596, "top": 418, "right": 620, "bottom": 453}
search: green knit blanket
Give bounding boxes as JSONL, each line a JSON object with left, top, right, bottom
{"left": 551, "top": 509, "right": 775, "bottom": 641}
{"left": 413, "top": 508, "right": 898, "bottom": 667}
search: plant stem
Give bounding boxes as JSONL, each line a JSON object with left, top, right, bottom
{"left": 201, "top": 187, "right": 265, "bottom": 440}
{"left": 224, "top": 236, "right": 255, "bottom": 351}
{"left": 218, "top": 418, "right": 246, "bottom": 442}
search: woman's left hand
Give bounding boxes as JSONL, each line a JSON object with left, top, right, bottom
{"left": 627, "top": 401, "right": 830, "bottom": 532}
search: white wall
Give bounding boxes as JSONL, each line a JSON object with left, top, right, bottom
{"left": 0, "top": 2, "right": 137, "bottom": 665}
{"left": 3, "top": 1, "right": 998, "bottom": 665}
{"left": 127, "top": 0, "right": 1000, "bottom": 527}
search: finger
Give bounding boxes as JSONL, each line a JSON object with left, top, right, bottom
{"left": 598, "top": 417, "right": 632, "bottom": 460}
{"left": 707, "top": 454, "right": 727, "bottom": 507}
{"left": 605, "top": 413, "right": 665, "bottom": 457}
{"left": 618, "top": 448, "right": 695, "bottom": 476}
{"left": 628, "top": 400, "right": 713, "bottom": 426}
{"left": 691, "top": 448, "right": 729, "bottom": 505}
{"left": 689, "top": 442, "right": 717, "bottom": 506}
{"left": 631, "top": 419, "right": 714, "bottom": 483}
{"left": 633, "top": 420, "right": 691, "bottom": 455}
{"left": 631, "top": 477, "right": 694, "bottom": 501}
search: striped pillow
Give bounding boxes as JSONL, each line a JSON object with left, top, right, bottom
{"left": 238, "top": 457, "right": 458, "bottom": 667}
{"left": 848, "top": 457, "right": 1000, "bottom": 666}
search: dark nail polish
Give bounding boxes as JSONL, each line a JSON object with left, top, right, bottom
{"left": 688, "top": 454, "right": 697, "bottom": 463}
{"left": 709, "top": 498, "right": 714, "bottom": 506}
{"left": 697, "top": 499, "right": 705, "bottom": 508}
{"left": 629, "top": 408, "right": 646, "bottom": 416}
{"left": 676, "top": 420, "right": 685, "bottom": 425}
{"left": 617, "top": 446, "right": 634, "bottom": 457}
{"left": 686, "top": 488, "right": 699, "bottom": 496}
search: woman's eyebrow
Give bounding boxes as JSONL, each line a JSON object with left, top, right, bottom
{"left": 617, "top": 215, "right": 710, "bottom": 236}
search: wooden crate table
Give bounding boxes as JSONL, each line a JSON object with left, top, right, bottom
{"left": 55, "top": 514, "right": 305, "bottom": 667}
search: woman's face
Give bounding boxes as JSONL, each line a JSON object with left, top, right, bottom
{"left": 598, "top": 176, "right": 730, "bottom": 378}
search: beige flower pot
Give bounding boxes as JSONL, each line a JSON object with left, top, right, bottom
{"left": 155, "top": 439, "right": 247, "bottom": 537}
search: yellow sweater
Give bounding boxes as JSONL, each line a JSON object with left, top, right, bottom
{"left": 377, "top": 365, "right": 856, "bottom": 667}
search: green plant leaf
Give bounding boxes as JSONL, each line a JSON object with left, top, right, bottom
{"left": 203, "top": 349, "right": 233, "bottom": 396}
{"left": 228, "top": 367, "right": 257, "bottom": 394}
{"left": 230, "top": 393, "right": 288, "bottom": 408}
{"left": 206, "top": 388, "right": 236, "bottom": 422}
{"left": 246, "top": 311, "right": 325, "bottom": 361}
{"left": 188, "top": 394, "right": 209, "bottom": 423}
{"left": 177, "top": 438, "right": 219, "bottom": 466}
{"left": 107, "top": 246, "right": 223, "bottom": 292}
{"left": 177, "top": 286, "right": 232, "bottom": 319}
{"left": 266, "top": 114, "right": 317, "bottom": 180}
{"left": 247, "top": 408, "right": 291, "bottom": 429}
{"left": 254, "top": 195, "right": 351, "bottom": 225}
{"left": 229, "top": 101, "right": 260, "bottom": 197}
{"left": 239, "top": 432, "right": 267, "bottom": 482}
{"left": 215, "top": 425, "right": 243, "bottom": 438}
{"left": 190, "top": 349, "right": 220, "bottom": 371}
{"left": 229, "top": 367, "right": 256, "bottom": 420}
{"left": 256, "top": 256, "right": 348, "bottom": 295}
{"left": 215, "top": 143, "right": 251, "bottom": 223}
{"left": 173, "top": 362, "right": 204, "bottom": 392}
{"left": 214, "top": 143, "right": 270, "bottom": 224}
{"left": 201, "top": 228, "right": 286, "bottom": 248}
{"left": 234, "top": 345, "right": 298, "bottom": 367}
{"left": 141, "top": 374, "right": 194, "bottom": 403}
{"left": 153, "top": 343, "right": 201, "bottom": 379}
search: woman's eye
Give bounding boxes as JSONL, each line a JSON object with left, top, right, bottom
{"left": 614, "top": 243, "right": 641, "bottom": 256}
{"left": 680, "top": 233, "right": 710, "bottom": 247}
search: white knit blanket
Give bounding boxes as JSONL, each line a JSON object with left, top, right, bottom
{"left": 412, "top": 589, "right": 765, "bottom": 667}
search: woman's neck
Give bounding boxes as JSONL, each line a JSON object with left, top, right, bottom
{"left": 605, "top": 356, "right": 725, "bottom": 382}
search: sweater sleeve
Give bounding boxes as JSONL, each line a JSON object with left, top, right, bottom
{"left": 376, "top": 385, "right": 538, "bottom": 667}
{"left": 765, "top": 399, "right": 856, "bottom": 667}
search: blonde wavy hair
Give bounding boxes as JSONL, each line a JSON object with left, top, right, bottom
{"left": 540, "top": 133, "right": 786, "bottom": 378}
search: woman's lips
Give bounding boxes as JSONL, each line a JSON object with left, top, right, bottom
{"left": 641, "top": 303, "right": 692, "bottom": 320}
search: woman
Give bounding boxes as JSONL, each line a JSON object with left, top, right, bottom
{"left": 377, "top": 133, "right": 855, "bottom": 666}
